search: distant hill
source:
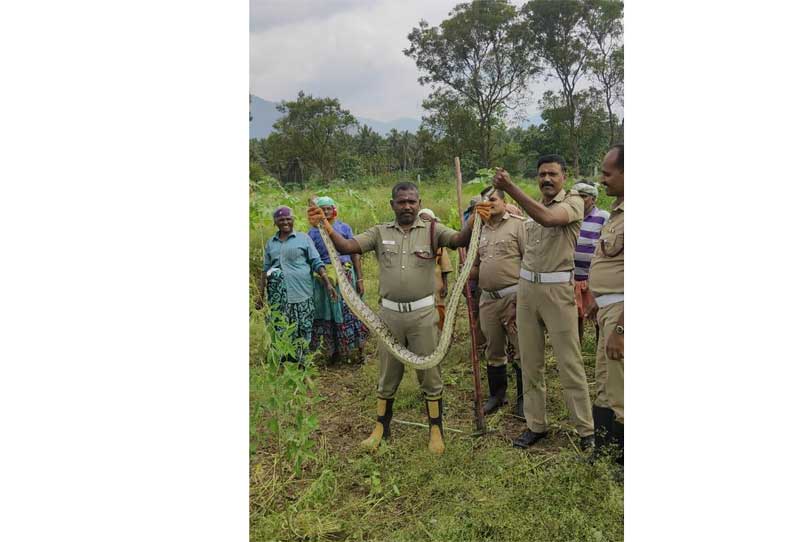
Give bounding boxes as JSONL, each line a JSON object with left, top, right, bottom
{"left": 249, "top": 95, "right": 420, "bottom": 139}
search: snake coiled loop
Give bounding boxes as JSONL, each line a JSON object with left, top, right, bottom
{"left": 315, "top": 207, "right": 483, "bottom": 370}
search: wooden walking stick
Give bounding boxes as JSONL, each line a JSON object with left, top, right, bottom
{"left": 454, "top": 157, "right": 486, "bottom": 434}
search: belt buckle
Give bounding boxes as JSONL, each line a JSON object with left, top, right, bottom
{"left": 532, "top": 272, "right": 541, "bottom": 284}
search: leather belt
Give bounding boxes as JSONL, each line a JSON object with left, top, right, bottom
{"left": 481, "top": 284, "right": 518, "bottom": 300}
{"left": 595, "top": 293, "right": 624, "bottom": 308}
{"left": 519, "top": 268, "right": 572, "bottom": 284}
{"left": 381, "top": 294, "right": 435, "bottom": 313}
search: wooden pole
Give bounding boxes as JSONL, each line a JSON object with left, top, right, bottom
{"left": 454, "top": 157, "right": 486, "bottom": 434}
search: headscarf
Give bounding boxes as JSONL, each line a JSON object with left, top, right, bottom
{"left": 572, "top": 181, "right": 598, "bottom": 198}
{"left": 316, "top": 196, "right": 336, "bottom": 207}
{"left": 273, "top": 206, "right": 293, "bottom": 220}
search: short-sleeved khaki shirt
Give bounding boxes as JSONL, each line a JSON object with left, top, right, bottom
{"left": 589, "top": 201, "right": 624, "bottom": 296}
{"left": 521, "top": 188, "right": 584, "bottom": 273}
{"left": 354, "top": 217, "right": 458, "bottom": 302}
{"left": 477, "top": 213, "right": 526, "bottom": 291}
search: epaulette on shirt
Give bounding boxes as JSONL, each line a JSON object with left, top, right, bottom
{"left": 507, "top": 212, "right": 525, "bottom": 220}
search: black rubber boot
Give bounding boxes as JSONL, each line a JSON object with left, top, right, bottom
{"left": 360, "top": 397, "right": 394, "bottom": 452}
{"left": 483, "top": 365, "right": 508, "bottom": 414}
{"left": 426, "top": 398, "right": 445, "bottom": 455}
{"left": 592, "top": 405, "right": 615, "bottom": 459}
{"left": 612, "top": 420, "right": 624, "bottom": 467}
{"left": 379, "top": 398, "right": 395, "bottom": 440}
{"left": 513, "top": 362, "right": 525, "bottom": 419}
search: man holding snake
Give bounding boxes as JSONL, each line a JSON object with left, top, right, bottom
{"left": 308, "top": 182, "right": 491, "bottom": 455}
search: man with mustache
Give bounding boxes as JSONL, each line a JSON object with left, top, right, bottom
{"left": 492, "top": 155, "right": 595, "bottom": 451}
{"left": 587, "top": 144, "right": 625, "bottom": 468}
{"left": 308, "top": 182, "right": 492, "bottom": 455}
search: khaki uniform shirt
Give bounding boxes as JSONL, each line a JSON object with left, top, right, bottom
{"left": 477, "top": 213, "right": 526, "bottom": 292}
{"left": 521, "top": 188, "right": 584, "bottom": 273}
{"left": 355, "top": 218, "right": 458, "bottom": 302}
{"left": 589, "top": 201, "right": 624, "bottom": 295}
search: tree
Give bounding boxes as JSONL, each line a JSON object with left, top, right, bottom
{"left": 583, "top": 0, "right": 624, "bottom": 144}
{"left": 421, "top": 89, "right": 481, "bottom": 166}
{"left": 272, "top": 91, "right": 357, "bottom": 183}
{"left": 405, "top": 0, "right": 539, "bottom": 167}
{"left": 354, "top": 125, "right": 386, "bottom": 176}
{"left": 538, "top": 87, "right": 611, "bottom": 175}
{"left": 521, "top": 0, "right": 593, "bottom": 174}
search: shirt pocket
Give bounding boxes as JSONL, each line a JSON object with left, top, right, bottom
{"left": 478, "top": 237, "right": 491, "bottom": 259}
{"left": 541, "top": 225, "right": 562, "bottom": 241}
{"left": 411, "top": 244, "right": 436, "bottom": 268}
{"left": 380, "top": 244, "right": 399, "bottom": 268}
{"left": 600, "top": 233, "right": 624, "bottom": 258}
{"left": 494, "top": 238, "right": 511, "bottom": 256}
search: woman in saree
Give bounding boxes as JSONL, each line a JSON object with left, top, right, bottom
{"left": 307, "top": 196, "right": 369, "bottom": 362}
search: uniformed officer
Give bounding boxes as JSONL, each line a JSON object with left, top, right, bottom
{"left": 469, "top": 188, "right": 527, "bottom": 416}
{"left": 587, "top": 144, "right": 624, "bottom": 465}
{"left": 308, "top": 182, "right": 491, "bottom": 455}
{"left": 492, "top": 155, "right": 595, "bottom": 450}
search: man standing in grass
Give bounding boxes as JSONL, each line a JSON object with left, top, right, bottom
{"left": 469, "top": 187, "right": 527, "bottom": 417}
{"left": 308, "top": 182, "right": 491, "bottom": 455}
{"left": 492, "top": 155, "right": 595, "bottom": 451}
{"left": 587, "top": 144, "right": 625, "bottom": 467}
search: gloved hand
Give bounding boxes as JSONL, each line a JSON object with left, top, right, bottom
{"left": 474, "top": 200, "right": 492, "bottom": 221}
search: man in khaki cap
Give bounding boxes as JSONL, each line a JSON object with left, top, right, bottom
{"left": 308, "top": 182, "right": 491, "bottom": 455}
{"left": 469, "top": 187, "right": 527, "bottom": 416}
{"left": 492, "top": 155, "right": 595, "bottom": 450}
{"left": 587, "top": 144, "right": 624, "bottom": 466}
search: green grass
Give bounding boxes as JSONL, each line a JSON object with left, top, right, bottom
{"left": 250, "top": 172, "right": 623, "bottom": 542}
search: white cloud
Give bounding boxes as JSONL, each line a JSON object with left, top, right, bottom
{"left": 249, "top": 0, "right": 609, "bottom": 123}
{"left": 250, "top": 0, "right": 463, "bottom": 120}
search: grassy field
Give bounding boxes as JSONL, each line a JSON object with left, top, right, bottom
{"left": 250, "top": 171, "right": 623, "bottom": 541}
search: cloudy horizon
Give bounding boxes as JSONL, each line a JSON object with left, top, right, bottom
{"left": 250, "top": 0, "right": 565, "bottom": 123}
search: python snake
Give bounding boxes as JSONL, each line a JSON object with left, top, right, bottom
{"left": 313, "top": 199, "right": 485, "bottom": 370}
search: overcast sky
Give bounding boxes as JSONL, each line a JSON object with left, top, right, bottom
{"left": 250, "top": 0, "right": 561, "bottom": 122}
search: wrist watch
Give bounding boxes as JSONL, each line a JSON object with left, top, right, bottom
{"left": 615, "top": 325, "right": 624, "bottom": 336}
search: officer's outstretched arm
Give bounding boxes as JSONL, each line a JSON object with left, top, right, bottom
{"left": 492, "top": 168, "right": 570, "bottom": 227}
{"left": 326, "top": 229, "right": 362, "bottom": 255}
{"left": 307, "top": 204, "right": 363, "bottom": 254}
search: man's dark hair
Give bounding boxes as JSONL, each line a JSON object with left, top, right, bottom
{"left": 537, "top": 154, "right": 567, "bottom": 171}
{"left": 609, "top": 144, "right": 624, "bottom": 171}
{"left": 391, "top": 182, "right": 419, "bottom": 199}
{"left": 481, "top": 187, "right": 505, "bottom": 199}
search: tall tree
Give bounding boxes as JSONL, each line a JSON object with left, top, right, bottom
{"left": 421, "top": 89, "right": 481, "bottom": 166}
{"left": 405, "top": 0, "right": 539, "bottom": 167}
{"left": 583, "top": 0, "right": 624, "bottom": 144}
{"left": 521, "top": 0, "right": 593, "bottom": 174}
{"left": 272, "top": 91, "right": 357, "bottom": 183}
{"left": 538, "top": 87, "right": 611, "bottom": 175}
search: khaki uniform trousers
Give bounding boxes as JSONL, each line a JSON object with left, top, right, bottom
{"left": 594, "top": 301, "right": 624, "bottom": 424}
{"left": 479, "top": 292, "right": 520, "bottom": 367}
{"left": 377, "top": 304, "right": 443, "bottom": 400}
{"left": 516, "top": 279, "right": 594, "bottom": 436}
